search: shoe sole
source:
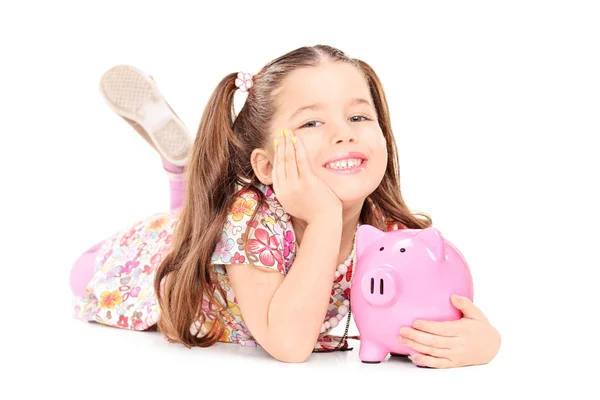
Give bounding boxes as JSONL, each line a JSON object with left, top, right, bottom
{"left": 99, "top": 65, "right": 193, "bottom": 167}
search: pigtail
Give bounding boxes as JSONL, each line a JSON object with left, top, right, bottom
{"left": 154, "top": 73, "right": 243, "bottom": 347}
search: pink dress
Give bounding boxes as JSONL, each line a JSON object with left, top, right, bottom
{"left": 73, "top": 182, "right": 398, "bottom": 351}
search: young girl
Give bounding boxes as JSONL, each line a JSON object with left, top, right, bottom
{"left": 70, "top": 44, "right": 501, "bottom": 367}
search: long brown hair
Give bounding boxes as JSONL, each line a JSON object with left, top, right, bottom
{"left": 154, "top": 44, "right": 432, "bottom": 348}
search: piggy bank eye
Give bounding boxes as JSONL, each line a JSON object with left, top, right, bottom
{"left": 379, "top": 247, "right": 384, "bottom": 251}
{"left": 400, "top": 248, "right": 406, "bottom": 253}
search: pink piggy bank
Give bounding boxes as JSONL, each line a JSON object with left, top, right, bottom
{"left": 351, "top": 225, "right": 474, "bottom": 365}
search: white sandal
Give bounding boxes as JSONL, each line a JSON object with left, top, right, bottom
{"left": 99, "top": 65, "right": 193, "bottom": 167}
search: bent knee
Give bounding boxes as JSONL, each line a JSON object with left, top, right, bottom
{"left": 69, "top": 242, "right": 103, "bottom": 297}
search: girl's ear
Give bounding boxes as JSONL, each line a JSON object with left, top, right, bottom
{"left": 251, "top": 148, "right": 274, "bottom": 185}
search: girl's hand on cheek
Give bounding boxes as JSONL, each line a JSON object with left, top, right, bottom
{"left": 272, "top": 129, "right": 341, "bottom": 224}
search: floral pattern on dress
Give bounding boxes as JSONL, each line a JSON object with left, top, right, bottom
{"left": 73, "top": 213, "right": 177, "bottom": 331}
{"left": 72, "top": 182, "right": 402, "bottom": 352}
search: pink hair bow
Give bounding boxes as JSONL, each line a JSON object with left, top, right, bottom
{"left": 235, "top": 72, "right": 254, "bottom": 92}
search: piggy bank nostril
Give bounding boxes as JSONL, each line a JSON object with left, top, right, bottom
{"left": 400, "top": 248, "right": 405, "bottom": 253}
{"left": 371, "top": 278, "right": 386, "bottom": 295}
{"left": 360, "top": 269, "right": 397, "bottom": 306}
{"left": 379, "top": 247, "right": 384, "bottom": 251}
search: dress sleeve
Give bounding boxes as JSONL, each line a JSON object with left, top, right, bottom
{"left": 210, "top": 188, "right": 295, "bottom": 275}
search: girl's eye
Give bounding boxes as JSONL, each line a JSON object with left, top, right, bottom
{"left": 350, "top": 115, "right": 369, "bottom": 122}
{"left": 300, "top": 115, "right": 369, "bottom": 129}
{"left": 301, "top": 121, "right": 323, "bottom": 128}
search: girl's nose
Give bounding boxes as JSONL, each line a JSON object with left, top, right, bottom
{"left": 330, "top": 124, "right": 357, "bottom": 144}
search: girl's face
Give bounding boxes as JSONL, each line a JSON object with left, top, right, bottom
{"left": 270, "top": 62, "right": 388, "bottom": 205}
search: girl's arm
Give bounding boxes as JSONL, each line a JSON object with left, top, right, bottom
{"left": 226, "top": 212, "right": 342, "bottom": 363}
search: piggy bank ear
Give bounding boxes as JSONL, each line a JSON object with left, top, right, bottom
{"left": 356, "top": 225, "right": 385, "bottom": 260}
{"left": 418, "top": 227, "right": 446, "bottom": 262}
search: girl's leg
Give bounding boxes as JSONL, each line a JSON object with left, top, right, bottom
{"left": 162, "top": 157, "right": 186, "bottom": 213}
{"left": 99, "top": 64, "right": 193, "bottom": 213}
{"left": 70, "top": 66, "right": 191, "bottom": 295}
{"left": 72, "top": 66, "right": 191, "bottom": 298}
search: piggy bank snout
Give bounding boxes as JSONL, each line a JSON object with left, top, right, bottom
{"left": 360, "top": 267, "right": 398, "bottom": 306}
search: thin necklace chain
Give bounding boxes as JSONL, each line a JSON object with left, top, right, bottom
{"left": 313, "top": 222, "right": 359, "bottom": 353}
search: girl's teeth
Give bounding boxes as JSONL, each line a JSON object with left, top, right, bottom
{"left": 326, "top": 159, "right": 363, "bottom": 169}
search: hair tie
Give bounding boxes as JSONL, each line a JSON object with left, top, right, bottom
{"left": 235, "top": 72, "right": 254, "bottom": 92}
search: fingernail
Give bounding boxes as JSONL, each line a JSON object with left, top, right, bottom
{"left": 291, "top": 136, "right": 297, "bottom": 144}
{"left": 284, "top": 129, "right": 289, "bottom": 136}
{"left": 413, "top": 321, "right": 421, "bottom": 328}
{"left": 398, "top": 337, "right": 406, "bottom": 343}
{"left": 279, "top": 129, "right": 284, "bottom": 137}
{"left": 399, "top": 328, "right": 408, "bottom": 336}
{"left": 274, "top": 138, "right": 279, "bottom": 147}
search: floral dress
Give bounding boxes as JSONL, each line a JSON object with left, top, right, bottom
{"left": 73, "top": 182, "right": 398, "bottom": 351}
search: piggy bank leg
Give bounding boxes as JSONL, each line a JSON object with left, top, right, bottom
{"left": 359, "top": 340, "right": 389, "bottom": 363}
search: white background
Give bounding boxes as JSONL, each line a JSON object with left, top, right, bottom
{"left": 1, "top": 0, "right": 598, "bottom": 398}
